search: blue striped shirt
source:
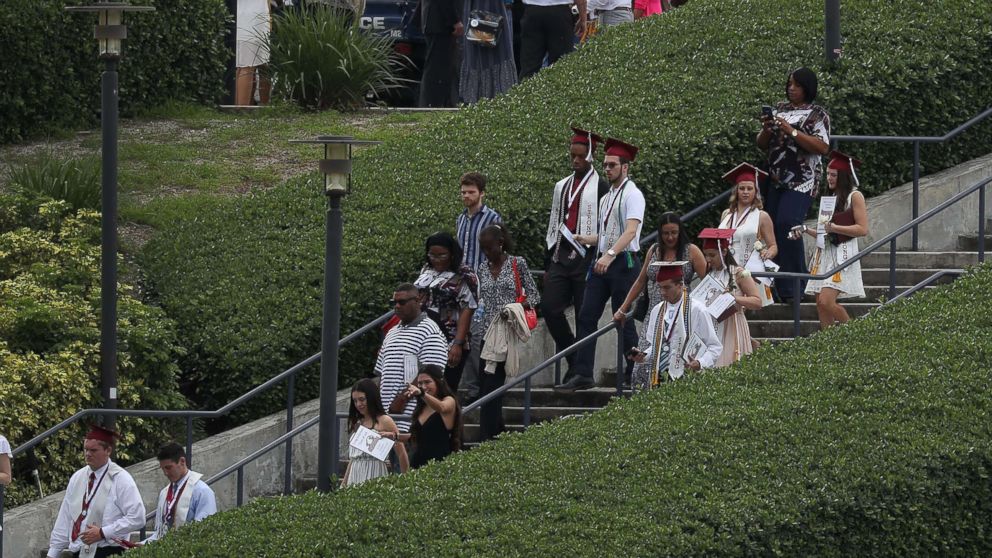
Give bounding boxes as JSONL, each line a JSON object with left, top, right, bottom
{"left": 456, "top": 204, "right": 502, "bottom": 270}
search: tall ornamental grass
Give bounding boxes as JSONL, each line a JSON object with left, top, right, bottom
{"left": 267, "top": 5, "right": 410, "bottom": 110}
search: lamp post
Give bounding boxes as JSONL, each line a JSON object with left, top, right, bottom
{"left": 65, "top": 1, "right": 154, "bottom": 431}
{"left": 825, "top": 0, "right": 841, "bottom": 62}
{"left": 289, "top": 136, "right": 380, "bottom": 492}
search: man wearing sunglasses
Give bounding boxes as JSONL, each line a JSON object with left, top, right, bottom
{"left": 375, "top": 283, "right": 449, "bottom": 432}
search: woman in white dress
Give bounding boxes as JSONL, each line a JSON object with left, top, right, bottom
{"left": 0, "top": 433, "right": 12, "bottom": 486}
{"left": 799, "top": 151, "right": 868, "bottom": 329}
{"left": 342, "top": 379, "right": 408, "bottom": 487}
{"left": 719, "top": 163, "right": 777, "bottom": 306}
{"left": 698, "top": 228, "right": 763, "bottom": 367}
{"left": 236, "top": 0, "right": 272, "bottom": 105}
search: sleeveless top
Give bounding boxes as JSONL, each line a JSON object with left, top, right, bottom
{"left": 411, "top": 412, "right": 454, "bottom": 469}
{"left": 719, "top": 205, "right": 762, "bottom": 269}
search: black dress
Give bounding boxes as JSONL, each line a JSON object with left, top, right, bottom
{"left": 411, "top": 412, "right": 454, "bottom": 469}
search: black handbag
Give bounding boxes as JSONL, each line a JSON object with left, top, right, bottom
{"left": 466, "top": 9, "right": 503, "bottom": 47}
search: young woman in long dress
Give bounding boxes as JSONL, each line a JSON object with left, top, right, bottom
{"left": 698, "top": 228, "right": 763, "bottom": 367}
{"left": 342, "top": 379, "right": 407, "bottom": 487}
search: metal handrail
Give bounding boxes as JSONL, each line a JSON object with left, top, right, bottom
{"left": 885, "top": 270, "right": 965, "bottom": 304}
{"left": 832, "top": 106, "right": 992, "bottom": 250}
{"left": 11, "top": 310, "right": 395, "bottom": 460}
{"left": 751, "top": 175, "right": 989, "bottom": 335}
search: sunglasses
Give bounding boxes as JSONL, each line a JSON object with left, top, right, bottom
{"left": 603, "top": 162, "right": 622, "bottom": 169}
{"left": 391, "top": 296, "right": 417, "bottom": 306}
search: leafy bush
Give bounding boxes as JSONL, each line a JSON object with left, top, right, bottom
{"left": 134, "top": 263, "right": 992, "bottom": 556}
{"left": 0, "top": 193, "right": 188, "bottom": 507}
{"left": 140, "top": 0, "right": 992, "bottom": 427}
{"left": 0, "top": 0, "right": 229, "bottom": 144}
{"left": 5, "top": 153, "right": 102, "bottom": 212}
{"left": 268, "top": 5, "right": 409, "bottom": 110}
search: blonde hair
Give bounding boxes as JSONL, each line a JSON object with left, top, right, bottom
{"left": 727, "top": 181, "right": 764, "bottom": 212}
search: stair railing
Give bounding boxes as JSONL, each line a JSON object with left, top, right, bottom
{"left": 751, "top": 174, "right": 989, "bottom": 337}
{"left": 832, "top": 106, "right": 992, "bottom": 251}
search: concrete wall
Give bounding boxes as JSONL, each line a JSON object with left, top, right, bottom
{"left": 2, "top": 392, "right": 351, "bottom": 558}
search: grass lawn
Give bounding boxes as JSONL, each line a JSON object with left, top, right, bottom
{"left": 0, "top": 102, "right": 445, "bottom": 251}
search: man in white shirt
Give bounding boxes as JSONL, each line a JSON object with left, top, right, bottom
{"left": 632, "top": 262, "right": 721, "bottom": 384}
{"left": 48, "top": 426, "right": 146, "bottom": 558}
{"left": 543, "top": 127, "right": 609, "bottom": 371}
{"left": 556, "top": 137, "right": 645, "bottom": 392}
{"left": 143, "top": 443, "right": 217, "bottom": 543}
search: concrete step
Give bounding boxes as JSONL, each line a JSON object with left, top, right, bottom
{"left": 749, "top": 302, "right": 877, "bottom": 320}
{"left": 859, "top": 251, "right": 981, "bottom": 269}
{"left": 860, "top": 268, "right": 960, "bottom": 285}
{"left": 465, "top": 405, "right": 595, "bottom": 426}
{"left": 469, "top": 387, "right": 618, "bottom": 408}
{"left": 957, "top": 234, "right": 992, "bottom": 251}
{"left": 747, "top": 320, "right": 821, "bottom": 338}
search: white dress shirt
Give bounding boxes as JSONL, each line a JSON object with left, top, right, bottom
{"left": 48, "top": 460, "right": 146, "bottom": 558}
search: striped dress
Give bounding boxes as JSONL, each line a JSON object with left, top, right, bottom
{"left": 374, "top": 314, "right": 448, "bottom": 432}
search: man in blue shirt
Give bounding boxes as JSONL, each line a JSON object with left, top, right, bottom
{"left": 144, "top": 443, "right": 217, "bottom": 543}
{"left": 455, "top": 172, "right": 501, "bottom": 404}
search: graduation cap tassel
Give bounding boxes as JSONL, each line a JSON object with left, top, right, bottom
{"left": 849, "top": 159, "right": 860, "bottom": 187}
{"left": 585, "top": 131, "right": 594, "bottom": 163}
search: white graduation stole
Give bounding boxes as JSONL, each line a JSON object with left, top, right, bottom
{"left": 156, "top": 471, "right": 203, "bottom": 539}
{"left": 545, "top": 169, "right": 600, "bottom": 249}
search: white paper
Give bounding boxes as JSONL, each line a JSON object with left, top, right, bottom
{"left": 349, "top": 425, "right": 394, "bottom": 462}
{"left": 403, "top": 354, "right": 419, "bottom": 384}
{"left": 681, "top": 332, "right": 704, "bottom": 365}
{"left": 816, "top": 196, "right": 837, "bottom": 250}
{"left": 690, "top": 274, "right": 736, "bottom": 319}
{"left": 558, "top": 223, "right": 587, "bottom": 257}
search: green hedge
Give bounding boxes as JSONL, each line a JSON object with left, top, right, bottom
{"left": 139, "top": 0, "right": 992, "bottom": 426}
{"left": 134, "top": 263, "right": 992, "bottom": 556}
{"left": 0, "top": 193, "right": 188, "bottom": 507}
{"left": 0, "top": 0, "right": 229, "bottom": 144}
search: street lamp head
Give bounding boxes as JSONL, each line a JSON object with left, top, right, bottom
{"left": 289, "top": 136, "right": 381, "bottom": 197}
{"left": 65, "top": 2, "right": 155, "bottom": 59}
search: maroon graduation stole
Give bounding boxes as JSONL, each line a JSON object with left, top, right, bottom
{"left": 71, "top": 467, "right": 109, "bottom": 541}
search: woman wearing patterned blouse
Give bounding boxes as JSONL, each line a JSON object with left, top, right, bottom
{"left": 475, "top": 224, "right": 540, "bottom": 441}
{"left": 415, "top": 231, "right": 480, "bottom": 392}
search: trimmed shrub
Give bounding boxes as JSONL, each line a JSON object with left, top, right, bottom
{"left": 140, "top": 0, "right": 992, "bottom": 426}
{"left": 5, "top": 153, "right": 102, "bottom": 212}
{"left": 0, "top": 193, "right": 188, "bottom": 507}
{"left": 268, "top": 5, "right": 410, "bottom": 109}
{"left": 0, "top": 0, "right": 229, "bottom": 144}
{"left": 133, "top": 264, "right": 992, "bottom": 556}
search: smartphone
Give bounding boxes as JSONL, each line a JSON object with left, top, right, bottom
{"left": 761, "top": 105, "right": 774, "bottom": 119}
{"left": 625, "top": 348, "right": 643, "bottom": 359}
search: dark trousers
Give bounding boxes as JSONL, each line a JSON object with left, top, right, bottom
{"left": 420, "top": 33, "right": 455, "bottom": 107}
{"left": 766, "top": 186, "right": 814, "bottom": 299}
{"left": 541, "top": 249, "right": 594, "bottom": 366}
{"left": 518, "top": 4, "right": 575, "bottom": 79}
{"left": 569, "top": 255, "right": 640, "bottom": 381}
{"left": 478, "top": 343, "right": 506, "bottom": 441}
{"left": 444, "top": 352, "right": 467, "bottom": 393}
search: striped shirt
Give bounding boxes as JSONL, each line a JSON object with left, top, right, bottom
{"left": 374, "top": 313, "right": 448, "bottom": 432}
{"left": 456, "top": 204, "right": 502, "bottom": 271}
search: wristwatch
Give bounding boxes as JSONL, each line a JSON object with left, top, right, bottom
{"left": 791, "top": 129, "right": 799, "bottom": 138}
{"left": 607, "top": 249, "right": 617, "bottom": 257}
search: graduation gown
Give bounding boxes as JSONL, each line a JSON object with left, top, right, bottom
{"left": 642, "top": 292, "right": 722, "bottom": 383}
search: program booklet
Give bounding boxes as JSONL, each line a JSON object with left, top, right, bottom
{"left": 690, "top": 274, "right": 736, "bottom": 320}
{"left": 349, "top": 425, "right": 394, "bottom": 462}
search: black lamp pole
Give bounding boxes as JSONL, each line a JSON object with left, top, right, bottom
{"left": 290, "top": 136, "right": 379, "bottom": 492}
{"left": 825, "top": 0, "right": 841, "bottom": 62}
{"left": 65, "top": 1, "right": 154, "bottom": 430}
